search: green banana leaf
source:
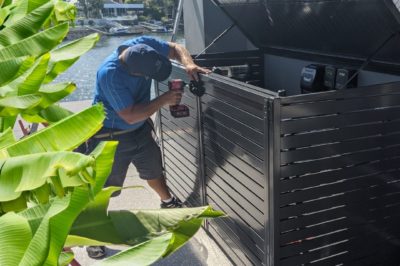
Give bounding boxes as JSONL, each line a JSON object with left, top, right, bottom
{"left": 36, "top": 82, "right": 76, "bottom": 106}
{"left": 0, "top": 128, "right": 15, "bottom": 148}
{"left": 3, "top": 0, "right": 49, "bottom": 27}
{"left": 45, "top": 33, "right": 100, "bottom": 83}
{"left": 0, "top": 94, "right": 41, "bottom": 116}
{"left": 69, "top": 189, "right": 223, "bottom": 247}
{"left": 64, "top": 186, "right": 224, "bottom": 265}
{"left": 0, "top": 136, "right": 116, "bottom": 212}
{"left": 1, "top": 104, "right": 104, "bottom": 157}
{"left": 19, "top": 191, "right": 90, "bottom": 266}
{"left": 0, "top": 57, "right": 31, "bottom": 87}
{"left": 0, "top": 4, "right": 14, "bottom": 26}
{"left": 22, "top": 103, "right": 74, "bottom": 124}
{"left": 0, "top": 151, "right": 96, "bottom": 202}
{"left": 14, "top": 53, "right": 50, "bottom": 96}
{"left": 67, "top": 194, "right": 223, "bottom": 265}
{"left": 17, "top": 183, "right": 223, "bottom": 266}
{"left": 53, "top": 0, "right": 76, "bottom": 23}
{"left": 0, "top": 117, "right": 16, "bottom": 132}
{"left": 0, "top": 22, "right": 68, "bottom": 60}
{"left": 0, "top": 212, "right": 32, "bottom": 265}
{"left": 94, "top": 234, "right": 173, "bottom": 266}
{"left": 19, "top": 82, "right": 76, "bottom": 116}
{"left": 0, "top": 56, "right": 35, "bottom": 97}
{"left": 58, "top": 251, "right": 74, "bottom": 266}
{"left": 15, "top": 141, "right": 117, "bottom": 266}
{"left": 0, "top": 1, "right": 53, "bottom": 47}
{"left": 0, "top": 0, "right": 12, "bottom": 9}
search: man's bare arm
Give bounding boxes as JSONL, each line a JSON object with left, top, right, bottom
{"left": 168, "top": 42, "right": 210, "bottom": 80}
{"left": 118, "top": 89, "right": 182, "bottom": 124}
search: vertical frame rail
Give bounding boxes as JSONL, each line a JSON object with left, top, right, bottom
{"left": 264, "top": 98, "right": 281, "bottom": 266}
{"left": 196, "top": 95, "right": 208, "bottom": 209}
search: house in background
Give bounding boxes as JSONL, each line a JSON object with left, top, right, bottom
{"left": 102, "top": 0, "right": 144, "bottom": 17}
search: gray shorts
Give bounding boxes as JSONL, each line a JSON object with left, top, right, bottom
{"left": 85, "top": 121, "right": 163, "bottom": 188}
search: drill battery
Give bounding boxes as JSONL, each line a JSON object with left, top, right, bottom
{"left": 168, "top": 79, "right": 190, "bottom": 118}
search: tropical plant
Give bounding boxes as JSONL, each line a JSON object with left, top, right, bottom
{"left": 0, "top": 0, "right": 223, "bottom": 265}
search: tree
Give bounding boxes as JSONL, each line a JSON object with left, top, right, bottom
{"left": 0, "top": 0, "right": 223, "bottom": 265}
{"left": 78, "top": 0, "right": 104, "bottom": 18}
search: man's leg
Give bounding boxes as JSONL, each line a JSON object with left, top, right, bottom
{"left": 147, "top": 175, "right": 172, "bottom": 201}
{"left": 132, "top": 123, "right": 182, "bottom": 208}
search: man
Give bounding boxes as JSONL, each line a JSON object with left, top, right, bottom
{"left": 84, "top": 36, "right": 210, "bottom": 259}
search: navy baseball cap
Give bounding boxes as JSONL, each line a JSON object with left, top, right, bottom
{"left": 119, "top": 43, "right": 172, "bottom": 81}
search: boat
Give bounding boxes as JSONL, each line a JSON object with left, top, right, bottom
{"left": 108, "top": 26, "right": 144, "bottom": 36}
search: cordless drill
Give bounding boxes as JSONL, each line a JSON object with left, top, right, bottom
{"left": 168, "top": 79, "right": 190, "bottom": 118}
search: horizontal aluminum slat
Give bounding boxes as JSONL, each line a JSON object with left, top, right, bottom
{"left": 164, "top": 148, "right": 198, "bottom": 184}
{"left": 280, "top": 185, "right": 400, "bottom": 219}
{"left": 204, "top": 143, "right": 264, "bottom": 197}
{"left": 208, "top": 222, "right": 260, "bottom": 266}
{"left": 204, "top": 118, "right": 264, "bottom": 160}
{"left": 279, "top": 173, "right": 400, "bottom": 206}
{"left": 207, "top": 180, "right": 264, "bottom": 235}
{"left": 281, "top": 106, "right": 400, "bottom": 134}
{"left": 204, "top": 131, "right": 264, "bottom": 174}
{"left": 280, "top": 200, "right": 400, "bottom": 234}
{"left": 201, "top": 93, "right": 264, "bottom": 132}
{"left": 203, "top": 83, "right": 265, "bottom": 118}
{"left": 280, "top": 158, "right": 400, "bottom": 192}
{"left": 203, "top": 106, "right": 264, "bottom": 146}
{"left": 280, "top": 82, "right": 400, "bottom": 105}
{"left": 281, "top": 119, "right": 400, "bottom": 150}
{"left": 207, "top": 193, "right": 265, "bottom": 249}
{"left": 160, "top": 111, "right": 198, "bottom": 141}
{"left": 282, "top": 135, "right": 400, "bottom": 164}
{"left": 281, "top": 145, "right": 400, "bottom": 178}
{"left": 205, "top": 160, "right": 264, "bottom": 223}
{"left": 281, "top": 94, "right": 400, "bottom": 120}
{"left": 162, "top": 135, "right": 198, "bottom": 166}
{"left": 161, "top": 107, "right": 197, "bottom": 129}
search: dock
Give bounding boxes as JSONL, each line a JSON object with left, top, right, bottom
{"left": 139, "top": 21, "right": 170, "bottom": 33}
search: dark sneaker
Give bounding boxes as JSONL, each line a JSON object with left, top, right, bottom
{"left": 160, "top": 197, "right": 183, "bottom": 208}
{"left": 86, "top": 246, "right": 106, "bottom": 259}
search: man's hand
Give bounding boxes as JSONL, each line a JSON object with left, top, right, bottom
{"left": 168, "top": 42, "right": 211, "bottom": 81}
{"left": 186, "top": 63, "right": 211, "bottom": 81}
{"left": 160, "top": 89, "right": 183, "bottom": 106}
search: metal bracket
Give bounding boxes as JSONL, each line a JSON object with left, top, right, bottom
{"left": 188, "top": 80, "right": 205, "bottom": 97}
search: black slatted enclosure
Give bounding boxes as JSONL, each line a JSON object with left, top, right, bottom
{"left": 157, "top": 63, "right": 400, "bottom": 266}
{"left": 156, "top": 0, "right": 400, "bottom": 265}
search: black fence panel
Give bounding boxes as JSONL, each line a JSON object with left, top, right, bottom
{"left": 279, "top": 82, "right": 400, "bottom": 266}
{"left": 201, "top": 73, "right": 269, "bottom": 266}
{"left": 157, "top": 61, "right": 276, "bottom": 266}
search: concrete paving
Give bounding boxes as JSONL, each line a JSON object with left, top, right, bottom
{"left": 44, "top": 100, "right": 234, "bottom": 266}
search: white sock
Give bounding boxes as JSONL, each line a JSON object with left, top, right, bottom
{"left": 162, "top": 197, "right": 174, "bottom": 203}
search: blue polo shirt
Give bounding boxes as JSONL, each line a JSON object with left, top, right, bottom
{"left": 93, "top": 36, "right": 170, "bottom": 130}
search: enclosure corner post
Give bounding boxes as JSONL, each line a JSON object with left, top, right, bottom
{"left": 263, "top": 98, "right": 280, "bottom": 266}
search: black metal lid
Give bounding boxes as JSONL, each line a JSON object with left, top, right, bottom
{"left": 213, "top": 0, "right": 400, "bottom": 70}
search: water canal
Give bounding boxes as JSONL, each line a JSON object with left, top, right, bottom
{"left": 56, "top": 33, "right": 184, "bottom": 102}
